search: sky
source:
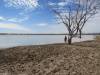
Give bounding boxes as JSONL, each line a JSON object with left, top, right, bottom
{"left": 0, "top": 0, "right": 100, "bottom": 33}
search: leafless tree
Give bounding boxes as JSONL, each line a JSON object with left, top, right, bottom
{"left": 75, "top": 0, "right": 100, "bottom": 38}
{"left": 48, "top": 0, "right": 100, "bottom": 44}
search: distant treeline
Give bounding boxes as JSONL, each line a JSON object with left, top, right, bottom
{"left": 0, "top": 33, "right": 100, "bottom": 35}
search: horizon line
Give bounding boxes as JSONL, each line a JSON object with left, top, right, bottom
{"left": 0, "top": 33, "right": 100, "bottom": 35}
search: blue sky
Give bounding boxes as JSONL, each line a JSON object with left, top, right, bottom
{"left": 0, "top": 0, "right": 100, "bottom": 33}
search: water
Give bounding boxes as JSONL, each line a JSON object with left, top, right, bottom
{"left": 0, "top": 35, "right": 95, "bottom": 48}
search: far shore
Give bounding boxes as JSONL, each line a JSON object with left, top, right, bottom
{"left": 0, "top": 33, "right": 100, "bottom": 35}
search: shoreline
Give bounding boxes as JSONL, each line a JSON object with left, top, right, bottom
{"left": 0, "top": 38, "right": 94, "bottom": 50}
{"left": 0, "top": 39, "right": 94, "bottom": 50}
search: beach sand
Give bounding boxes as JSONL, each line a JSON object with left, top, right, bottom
{"left": 0, "top": 40, "right": 100, "bottom": 75}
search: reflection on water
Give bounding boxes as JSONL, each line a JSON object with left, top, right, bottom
{"left": 0, "top": 35, "right": 95, "bottom": 48}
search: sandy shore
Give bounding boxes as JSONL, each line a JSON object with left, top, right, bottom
{"left": 0, "top": 40, "right": 100, "bottom": 75}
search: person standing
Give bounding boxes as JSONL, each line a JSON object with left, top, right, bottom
{"left": 64, "top": 35, "right": 67, "bottom": 43}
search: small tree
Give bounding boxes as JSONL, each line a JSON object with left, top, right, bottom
{"left": 48, "top": 0, "right": 100, "bottom": 44}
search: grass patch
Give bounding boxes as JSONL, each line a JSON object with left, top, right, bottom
{"left": 95, "top": 36, "right": 100, "bottom": 41}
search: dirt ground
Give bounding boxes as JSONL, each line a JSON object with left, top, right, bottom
{"left": 0, "top": 40, "right": 100, "bottom": 75}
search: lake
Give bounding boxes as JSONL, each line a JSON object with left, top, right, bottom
{"left": 0, "top": 35, "right": 95, "bottom": 48}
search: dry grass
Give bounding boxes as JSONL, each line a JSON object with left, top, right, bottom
{"left": 95, "top": 36, "right": 100, "bottom": 41}
{"left": 0, "top": 40, "right": 100, "bottom": 75}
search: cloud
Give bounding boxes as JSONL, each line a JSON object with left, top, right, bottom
{"left": 7, "top": 16, "right": 29, "bottom": 23}
{"left": 83, "top": 12, "right": 100, "bottom": 33}
{"left": 0, "top": 23, "right": 32, "bottom": 32}
{"left": 0, "top": 16, "right": 29, "bottom": 23}
{"left": 58, "top": 2, "right": 67, "bottom": 6}
{"left": 48, "top": 2, "right": 56, "bottom": 6}
{"left": 48, "top": 0, "right": 70, "bottom": 7}
{"left": 4, "top": 0, "right": 39, "bottom": 10}
{"left": 37, "top": 23, "right": 48, "bottom": 27}
{"left": 0, "top": 16, "right": 6, "bottom": 21}
{"left": 32, "top": 23, "right": 67, "bottom": 33}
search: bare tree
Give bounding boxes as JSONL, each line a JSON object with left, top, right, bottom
{"left": 75, "top": 0, "right": 100, "bottom": 38}
{"left": 48, "top": 0, "right": 100, "bottom": 44}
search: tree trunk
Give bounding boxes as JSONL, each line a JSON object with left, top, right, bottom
{"left": 79, "top": 30, "right": 82, "bottom": 38}
{"left": 68, "top": 37, "right": 72, "bottom": 45}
